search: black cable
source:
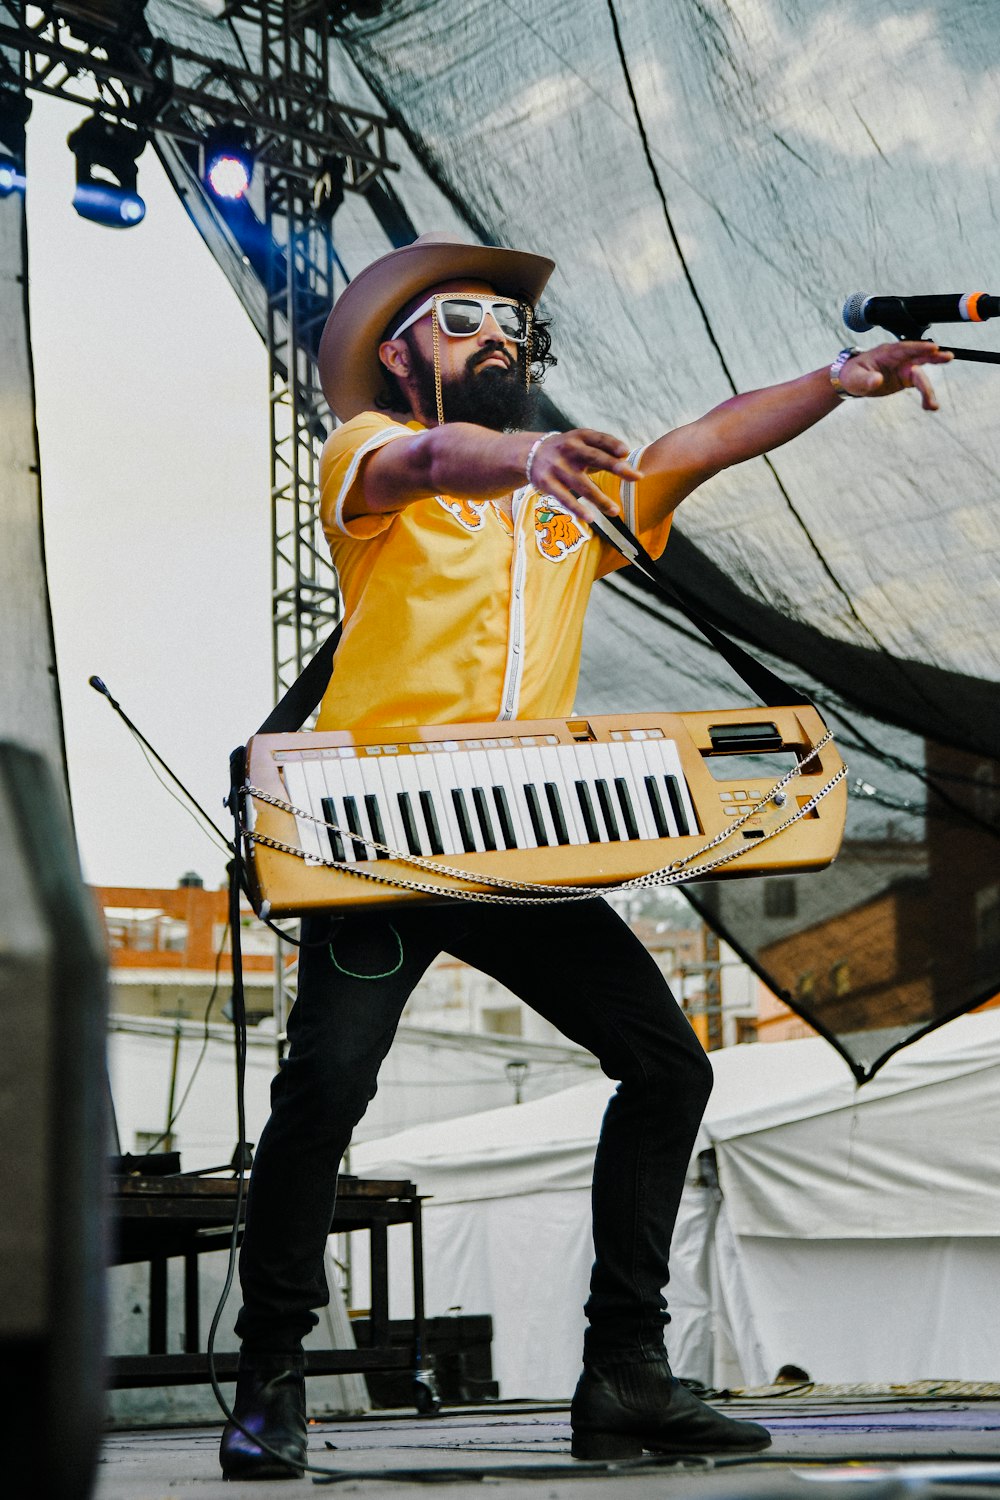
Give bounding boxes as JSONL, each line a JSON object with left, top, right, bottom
{"left": 603, "top": 0, "right": 739, "bottom": 398}
{"left": 204, "top": 848, "right": 255, "bottom": 1455}
{"left": 88, "top": 676, "right": 233, "bottom": 855}
{"left": 140, "top": 918, "right": 231, "bottom": 1156}
{"left": 129, "top": 729, "right": 233, "bottom": 856}
{"left": 311, "top": 1453, "right": 714, "bottom": 1485}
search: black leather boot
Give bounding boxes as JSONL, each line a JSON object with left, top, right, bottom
{"left": 571, "top": 1359, "right": 771, "bottom": 1460}
{"left": 219, "top": 1355, "right": 308, "bottom": 1480}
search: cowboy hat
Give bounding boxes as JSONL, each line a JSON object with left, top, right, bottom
{"left": 317, "top": 231, "right": 555, "bottom": 421}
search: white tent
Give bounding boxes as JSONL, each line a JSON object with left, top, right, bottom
{"left": 108, "top": 1013, "right": 599, "bottom": 1169}
{"left": 352, "top": 1012, "right": 1000, "bottom": 1398}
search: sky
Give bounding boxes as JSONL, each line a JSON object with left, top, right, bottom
{"left": 27, "top": 92, "right": 274, "bottom": 891}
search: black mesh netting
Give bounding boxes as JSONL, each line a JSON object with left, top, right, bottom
{"left": 150, "top": 0, "right": 999, "bottom": 1078}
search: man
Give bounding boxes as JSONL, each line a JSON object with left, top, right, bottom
{"left": 221, "top": 233, "right": 948, "bottom": 1479}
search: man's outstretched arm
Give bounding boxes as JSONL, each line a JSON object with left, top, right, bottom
{"left": 632, "top": 340, "right": 953, "bottom": 524}
{"left": 347, "top": 422, "right": 638, "bottom": 524}
{"left": 345, "top": 341, "right": 951, "bottom": 529}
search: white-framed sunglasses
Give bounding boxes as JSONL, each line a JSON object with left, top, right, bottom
{"left": 390, "top": 293, "right": 529, "bottom": 344}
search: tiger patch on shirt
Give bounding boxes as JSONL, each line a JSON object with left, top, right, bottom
{"left": 533, "top": 498, "right": 591, "bottom": 561}
{"left": 437, "top": 496, "right": 488, "bottom": 531}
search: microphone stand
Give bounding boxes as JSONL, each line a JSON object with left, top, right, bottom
{"left": 935, "top": 346, "right": 1000, "bottom": 365}
{"left": 869, "top": 314, "right": 1000, "bottom": 364}
{"left": 89, "top": 675, "right": 233, "bottom": 853}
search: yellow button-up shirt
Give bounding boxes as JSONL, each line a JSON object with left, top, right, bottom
{"left": 316, "top": 412, "right": 672, "bottom": 732}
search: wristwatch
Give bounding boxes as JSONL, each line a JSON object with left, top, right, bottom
{"left": 829, "top": 345, "right": 861, "bottom": 399}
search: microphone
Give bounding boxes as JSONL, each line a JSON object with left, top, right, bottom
{"left": 88, "top": 674, "right": 120, "bottom": 709}
{"left": 843, "top": 291, "right": 1000, "bottom": 336}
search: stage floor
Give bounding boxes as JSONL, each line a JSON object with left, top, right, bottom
{"left": 95, "top": 1393, "right": 1000, "bottom": 1499}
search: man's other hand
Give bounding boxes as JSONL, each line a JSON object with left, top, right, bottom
{"left": 838, "top": 341, "right": 953, "bottom": 411}
{"left": 528, "top": 429, "right": 644, "bottom": 522}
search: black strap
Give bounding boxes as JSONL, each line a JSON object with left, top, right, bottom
{"left": 596, "top": 512, "right": 813, "bottom": 709}
{"left": 249, "top": 514, "right": 811, "bottom": 741}
{"left": 254, "top": 622, "right": 343, "bottom": 736}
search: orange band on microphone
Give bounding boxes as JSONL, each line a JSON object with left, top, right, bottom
{"left": 962, "top": 292, "right": 987, "bottom": 322}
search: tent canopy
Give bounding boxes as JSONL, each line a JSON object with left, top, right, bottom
{"left": 355, "top": 1010, "right": 1000, "bottom": 1233}
{"left": 354, "top": 1011, "right": 1000, "bottom": 1393}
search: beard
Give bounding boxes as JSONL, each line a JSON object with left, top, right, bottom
{"left": 407, "top": 339, "right": 536, "bottom": 431}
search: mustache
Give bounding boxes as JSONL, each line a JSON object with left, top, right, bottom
{"left": 467, "top": 342, "right": 515, "bottom": 374}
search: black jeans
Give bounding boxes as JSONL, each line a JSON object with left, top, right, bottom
{"left": 235, "top": 898, "right": 713, "bottom": 1363}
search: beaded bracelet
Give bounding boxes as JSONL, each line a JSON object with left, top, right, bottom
{"left": 525, "top": 430, "right": 561, "bottom": 488}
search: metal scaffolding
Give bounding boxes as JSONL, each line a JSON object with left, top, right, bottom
{"left": 0, "top": 0, "right": 402, "bottom": 698}
{"left": 257, "top": 3, "right": 343, "bottom": 702}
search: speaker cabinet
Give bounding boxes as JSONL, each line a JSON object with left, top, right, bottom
{"left": 0, "top": 745, "right": 108, "bottom": 1500}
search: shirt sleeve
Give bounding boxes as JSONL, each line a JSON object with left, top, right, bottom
{"left": 319, "top": 411, "right": 415, "bottom": 543}
{"left": 591, "top": 443, "right": 673, "bottom": 578}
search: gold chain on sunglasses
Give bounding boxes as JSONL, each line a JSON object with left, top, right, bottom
{"left": 432, "top": 302, "right": 445, "bottom": 426}
{"left": 431, "top": 295, "right": 533, "bottom": 426}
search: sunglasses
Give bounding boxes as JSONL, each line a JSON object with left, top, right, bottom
{"left": 390, "top": 293, "right": 529, "bottom": 344}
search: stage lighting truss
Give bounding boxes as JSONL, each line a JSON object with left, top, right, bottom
{"left": 0, "top": 0, "right": 411, "bottom": 715}
{"left": 203, "top": 123, "right": 254, "bottom": 201}
{"left": 0, "top": 5, "right": 397, "bottom": 196}
{"left": 68, "top": 112, "right": 147, "bottom": 226}
{"left": 0, "top": 74, "right": 31, "bottom": 199}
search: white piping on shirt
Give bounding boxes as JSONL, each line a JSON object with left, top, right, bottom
{"left": 497, "top": 484, "right": 530, "bottom": 720}
{"left": 332, "top": 427, "right": 412, "bottom": 536}
{"left": 619, "top": 443, "right": 650, "bottom": 534}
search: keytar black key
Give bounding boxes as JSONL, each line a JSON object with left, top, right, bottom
{"left": 595, "top": 779, "right": 621, "bottom": 841}
{"left": 644, "top": 775, "right": 670, "bottom": 838}
{"left": 451, "top": 788, "right": 477, "bottom": 853}
{"left": 342, "top": 796, "right": 370, "bottom": 861}
{"left": 492, "top": 786, "right": 518, "bottom": 850}
{"left": 320, "top": 796, "right": 347, "bottom": 862}
{"left": 364, "top": 793, "right": 390, "bottom": 859}
{"left": 575, "top": 780, "right": 601, "bottom": 843}
{"left": 471, "top": 787, "right": 497, "bottom": 851}
{"left": 664, "top": 774, "right": 690, "bottom": 835}
{"left": 545, "top": 782, "right": 571, "bottom": 845}
{"left": 418, "top": 789, "right": 444, "bottom": 855}
{"left": 397, "top": 791, "right": 423, "bottom": 856}
{"left": 614, "top": 777, "right": 641, "bottom": 840}
{"left": 524, "top": 783, "right": 549, "bottom": 846}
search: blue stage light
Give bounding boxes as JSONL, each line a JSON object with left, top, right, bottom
{"left": 72, "top": 180, "right": 146, "bottom": 227}
{"left": 0, "top": 152, "right": 26, "bottom": 198}
{"left": 68, "top": 113, "right": 147, "bottom": 230}
{"left": 203, "top": 125, "right": 254, "bottom": 201}
{"left": 0, "top": 82, "right": 30, "bottom": 198}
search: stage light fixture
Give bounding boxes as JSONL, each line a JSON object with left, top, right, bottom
{"left": 68, "top": 114, "right": 147, "bottom": 227}
{"left": 0, "top": 82, "right": 31, "bottom": 200}
{"left": 203, "top": 125, "right": 254, "bottom": 201}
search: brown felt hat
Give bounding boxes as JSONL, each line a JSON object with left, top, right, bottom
{"left": 317, "top": 231, "right": 555, "bottom": 421}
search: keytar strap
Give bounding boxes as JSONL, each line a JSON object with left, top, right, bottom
{"left": 254, "top": 622, "right": 343, "bottom": 737}
{"left": 592, "top": 511, "right": 812, "bottom": 710}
